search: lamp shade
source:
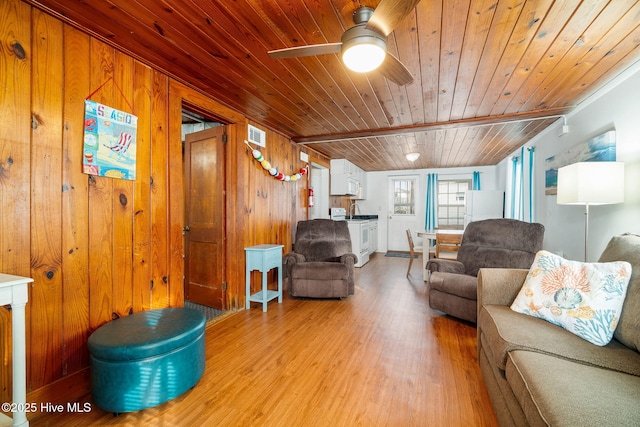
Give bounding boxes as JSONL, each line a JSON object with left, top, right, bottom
{"left": 557, "top": 161, "right": 625, "bottom": 205}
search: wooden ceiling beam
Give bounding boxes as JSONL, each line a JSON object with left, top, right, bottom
{"left": 294, "top": 106, "right": 573, "bottom": 144}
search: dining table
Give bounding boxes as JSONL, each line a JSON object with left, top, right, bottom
{"left": 417, "top": 229, "right": 464, "bottom": 281}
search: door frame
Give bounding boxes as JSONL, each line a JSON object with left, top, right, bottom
{"left": 168, "top": 80, "right": 246, "bottom": 309}
{"left": 387, "top": 175, "right": 421, "bottom": 252}
{"left": 309, "top": 162, "right": 330, "bottom": 219}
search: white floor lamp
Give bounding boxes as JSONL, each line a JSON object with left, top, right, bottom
{"left": 557, "top": 161, "right": 625, "bottom": 261}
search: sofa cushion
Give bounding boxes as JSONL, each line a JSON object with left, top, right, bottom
{"left": 293, "top": 219, "right": 352, "bottom": 262}
{"left": 290, "top": 262, "right": 350, "bottom": 298}
{"left": 478, "top": 305, "right": 640, "bottom": 376}
{"left": 291, "top": 262, "right": 349, "bottom": 280}
{"left": 429, "top": 271, "right": 477, "bottom": 300}
{"left": 598, "top": 233, "right": 640, "bottom": 351}
{"left": 458, "top": 218, "right": 544, "bottom": 277}
{"left": 478, "top": 344, "right": 529, "bottom": 427}
{"left": 506, "top": 350, "right": 640, "bottom": 427}
{"left": 511, "top": 250, "right": 632, "bottom": 346}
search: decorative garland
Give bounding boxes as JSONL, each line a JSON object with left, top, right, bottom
{"left": 244, "top": 140, "right": 307, "bottom": 182}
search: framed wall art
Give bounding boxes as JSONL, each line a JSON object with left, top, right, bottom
{"left": 544, "top": 130, "right": 616, "bottom": 195}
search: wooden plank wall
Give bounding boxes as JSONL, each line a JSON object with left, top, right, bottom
{"left": 0, "top": 0, "right": 330, "bottom": 403}
{"left": 237, "top": 122, "right": 313, "bottom": 305}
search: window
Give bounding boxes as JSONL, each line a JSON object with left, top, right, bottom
{"left": 438, "top": 179, "right": 471, "bottom": 228}
{"left": 392, "top": 178, "right": 416, "bottom": 215}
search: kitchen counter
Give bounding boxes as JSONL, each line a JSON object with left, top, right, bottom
{"left": 345, "top": 215, "right": 379, "bottom": 220}
{"left": 345, "top": 219, "right": 369, "bottom": 224}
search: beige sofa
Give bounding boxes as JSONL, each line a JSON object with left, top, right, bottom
{"left": 477, "top": 233, "right": 640, "bottom": 426}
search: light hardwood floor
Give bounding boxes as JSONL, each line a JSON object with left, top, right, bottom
{"left": 31, "top": 254, "right": 498, "bottom": 426}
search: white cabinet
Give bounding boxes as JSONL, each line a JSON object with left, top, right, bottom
{"left": 369, "top": 220, "right": 378, "bottom": 253}
{"left": 330, "top": 159, "right": 366, "bottom": 198}
{"left": 330, "top": 158, "right": 357, "bottom": 176}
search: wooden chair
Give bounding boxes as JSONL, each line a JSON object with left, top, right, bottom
{"left": 435, "top": 232, "right": 462, "bottom": 259}
{"left": 406, "top": 229, "right": 427, "bottom": 277}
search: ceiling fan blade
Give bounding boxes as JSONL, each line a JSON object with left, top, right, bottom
{"left": 379, "top": 53, "right": 414, "bottom": 86}
{"left": 268, "top": 43, "right": 342, "bottom": 59}
{"left": 365, "top": 0, "right": 422, "bottom": 37}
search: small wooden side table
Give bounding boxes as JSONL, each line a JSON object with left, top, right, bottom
{"left": 0, "top": 274, "right": 32, "bottom": 427}
{"left": 244, "top": 244, "right": 284, "bottom": 312}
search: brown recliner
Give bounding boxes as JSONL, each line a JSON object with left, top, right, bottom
{"left": 283, "top": 219, "right": 357, "bottom": 298}
{"left": 426, "top": 218, "right": 544, "bottom": 323}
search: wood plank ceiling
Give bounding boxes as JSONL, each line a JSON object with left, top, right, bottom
{"left": 27, "top": 0, "right": 640, "bottom": 171}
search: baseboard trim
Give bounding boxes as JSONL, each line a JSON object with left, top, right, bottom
{"left": 27, "top": 367, "right": 91, "bottom": 420}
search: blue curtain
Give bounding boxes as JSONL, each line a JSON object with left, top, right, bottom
{"left": 519, "top": 147, "right": 525, "bottom": 219}
{"left": 508, "top": 148, "right": 526, "bottom": 220}
{"left": 509, "top": 155, "right": 520, "bottom": 219}
{"left": 472, "top": 171, "right": 481, "bottom": 190}
{"left": 528, "top": 147, "right": 535, "bottom": 222}
{"left": 425, "top": 173, "right": 438, "bottom": 230}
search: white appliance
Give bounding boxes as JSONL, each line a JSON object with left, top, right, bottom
{"left": 464, "top": 190, "right": 504, "bottom": 227}
{"left": 329, "top": 208, "right": 370, "bottom": 267}
{"left": 347, "top": 220, "right": 369, "bottom": 267}
{"left": 346, "top": 178, "right": 359, "bottom": 197}
{"left": 330, "top": 207, "right": 347, "bottom": 220}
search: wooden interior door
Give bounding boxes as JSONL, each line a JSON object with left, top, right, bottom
{"left": 184, "top": 126, "right": 226, "bottom": 309}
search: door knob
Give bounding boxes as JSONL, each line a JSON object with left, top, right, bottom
{"left": 183, "top": 226, "right": 190, "bottom": 232}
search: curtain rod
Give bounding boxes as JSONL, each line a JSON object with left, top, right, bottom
{"left": 430, "top": 171, "right": 478, "bottom": 176}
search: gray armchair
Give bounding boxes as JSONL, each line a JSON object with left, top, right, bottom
{"left": 284, "top": 219, "right": 357, "bottom": 298}
{"left": 426, "top": 218, "right": 544, "bottom": 323}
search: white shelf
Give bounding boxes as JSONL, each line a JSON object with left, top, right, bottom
{"left": 249, "top": 290, "right": 280, "bottom": 304}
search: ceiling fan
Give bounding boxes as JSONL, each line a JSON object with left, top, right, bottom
{"left": 268, "top": 0, "right": 421, "bottom": 86}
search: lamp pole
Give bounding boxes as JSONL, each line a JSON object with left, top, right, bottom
{"left": 584, "top": 203, "right": 590, "bottom": 262}
{"left": 557, "top": 161, "right": 625, "bottom": 262}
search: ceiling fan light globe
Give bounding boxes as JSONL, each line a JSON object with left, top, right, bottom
{"left": 343, "top": 43, "right": 386, "bottom": 72}
{"left": 341, "top": 25, "right": 387, "bottom": 73}
{"left": 405, "top": 152, "right": 420, "bottom": 162}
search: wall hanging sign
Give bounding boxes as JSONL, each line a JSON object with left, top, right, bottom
{"left": 83, "top": 99, "right": 138, "bottom": 180}
{"left": 544, "top": 130, "right": 616, "bottom": 195}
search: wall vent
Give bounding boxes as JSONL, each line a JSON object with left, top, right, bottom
{"left": 248, "top": 124, "right": 266, "bottom": 147}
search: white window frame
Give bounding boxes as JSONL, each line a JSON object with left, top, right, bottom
{"left": 391, "top": 176, "right": 418, "bottom": 216}
{"left": 437, "top": 179, "right": 471, "bottom": 229}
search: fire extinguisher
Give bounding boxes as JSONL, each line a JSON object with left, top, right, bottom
{"left": 308, "top": 187, "right": 315, "bottom": 208}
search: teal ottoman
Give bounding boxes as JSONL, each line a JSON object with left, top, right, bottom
{"left": 88, "top": 307, "right": 206, "bottom": 414}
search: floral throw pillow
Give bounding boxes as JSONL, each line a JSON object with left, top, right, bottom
{"left": 511, "top": 250, "right": 632, "bottom": 346}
